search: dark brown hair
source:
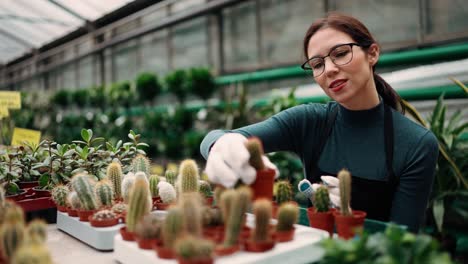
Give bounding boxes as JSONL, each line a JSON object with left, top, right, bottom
{"left": 303, "top": 12, "right": 404, "bottom": 113}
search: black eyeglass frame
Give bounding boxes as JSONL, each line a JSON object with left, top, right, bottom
{"left": 301, "top": 43, "right": 361, "bottom": 77}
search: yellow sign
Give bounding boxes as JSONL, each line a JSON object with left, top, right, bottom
{"left": 0, "top": 107, "right": 8, "bottom": 118}
{"left": 0, "top": 91, "right": 21, "bottom": 109}
{"left": 11, "top": 128, "right": 41, "bottom": 146}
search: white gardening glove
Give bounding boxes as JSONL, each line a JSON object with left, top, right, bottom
{"left": 298, "top": 175, "right": 341, "bottom": 208}
{"left": 205, "top": 133, "right": 279, "bottom": 188}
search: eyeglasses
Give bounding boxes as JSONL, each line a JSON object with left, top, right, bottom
{"left": 301, "top": 43, "right": 360, "bottom": 77}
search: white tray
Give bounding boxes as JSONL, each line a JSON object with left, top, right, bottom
{"left": 56, "top": 211, "right": 124, "bottom": 251}
{"left": 114, "top": 213, "right": 328, "bottom": 264}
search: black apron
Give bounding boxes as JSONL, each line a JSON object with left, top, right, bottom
{"left": 307, "top": 104, "right": 399, "bottom": 221}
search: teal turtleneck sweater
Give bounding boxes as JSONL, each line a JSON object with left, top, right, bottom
{"left": 200, "top": 101, "right": 438, "bottom": 232}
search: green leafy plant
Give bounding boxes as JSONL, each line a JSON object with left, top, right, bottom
{"left": 165, "top": 69, "right": 190, "bottom": 104}
{"left": 135, "top": 72, "right": 162, "bottom": 102}
{"left": 188, "top": 68, "right": 217, "bottom": 101}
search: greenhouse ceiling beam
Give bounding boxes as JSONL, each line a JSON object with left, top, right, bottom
{"left": 0, "top": 14, "right": 71, "bottom": 26}
{"left": 0, "top": 28, "right": 34, "bottom": 48}
{"left": 46, "top": 0, "right": 87, "bottom": 22}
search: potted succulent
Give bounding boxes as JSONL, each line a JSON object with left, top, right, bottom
{"left": 245, "top": 137, "right": 275, "bottom": 200}
{"left": 164, "top": 170, "right": 177, "bottom": 187}
{"left": 89, "top": 209, "right": 119, "bottom": 228}
{"left": 1, "top": 152, "right": 26, "bottom": 201}
{"left": 307, "top": 185, "right": 335, "bottom": 237}
{"left": 273, "top": 180, "right": 293, "bottom": 217}
{"left": 134, "top": 214, "right": 163, "bottom": 250}
{"left": 66, "top": 191, "right": 81, "bottom": 217}
{"left": 201, "top": 206, "right": 223, "bottom": 242}
{"left": 244, "top": 199, "right": 275, "bottom": 252}
{"left": 156, "top": 181, "right": 176, "bottom": 210}
{"left": 157, "top": 206, "right": 184, "bottom": 259}
{"left": 199, "top": 180, "right": 213, "bottom": 206}
{"left": 120, "top": 177, "right": 151, "bottom": 241}
{"left": 333, "top": 169, "right": 366, "bottom": 240}
{"left": 111, "top": 202, "right": 127, "bottom": 222}
{"left": 51, "top": 185, "right": 69, "bottom": 212}
{"left": 94, "top": 180, "right": 114, "bottom": 209}
{"left": 17, "top": 142, "right": 44, "bottom": 189}
{"left": 175, "top": 235, "right": 214, "bottom": 264}
{"left": 106, "top": 160, "right": 123, "bottom": 202}
{"left": 148, "top": 174, "right": 160, "bottom": 204}
{"left": 71, "top": 173, "right": 98, "bottom": 222}
{"left": 275, "top": 201, "right": 298, "bottom": 242}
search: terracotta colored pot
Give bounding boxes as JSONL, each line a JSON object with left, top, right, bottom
{"left": 136, "top": 237, "right": 159, "bottom": 250}
{"left": 177, "top": 257, "right": 214, "bottom": 264}
{"left": 77, "top": 209, "right": 96, "bottom": 222}
{"left": 203, "top": 225, "right": 224, "bottom": 242}
{"left": 307, "top": 207, "right": 335, "bottom": 237}
{"left": 155, "top": 246, "right": 175, "bottom": 259}
{"left": 18, "top": 181, "right": 39, "bottom": 189}
{"left": 333, "top": 210, "right": 366, "bottom": 240}
{"left": 275, "top": 227, "right": 295, "bottom": 242}
{"left": 239, "top": 226, "right": 252, "bottom": 243}
{"left": 244, "top": 239, "right": 275, "bottom": 252}
{"left": 67, "top": 207, "right": 78, "bottom": 217}
{"left": 119, "top": 226, "right": 135, "bottom": 241}
{"left": 118, "top": 212, "right": 127, "bottom": 223}
{"left": 214, "top": 244, "right": 240, "bottom": 256}
{"left": 155, "top": 202, "right": 171, "bottom": 210}
{"left": 250, "top": 168, "right": 276, "bottom": 200}
{"left": 57, "top": 205, "right": 68, "bottom": 212}
{"left": 32, "top": 187, "right": 51, "bottom": 198}
{"left": 205, "top": 196, "right": 214, "bottom": 206}
{"left": 89, "top": 216, "right": 119, "bottom": 228}
{"left": 5, "top": 189, "right": 27, "bottom": 201}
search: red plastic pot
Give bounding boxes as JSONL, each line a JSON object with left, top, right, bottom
{"left": 5, "top": 189, "right": 27, "bottom": 201}
{"left": 67, "top": 207, "right": 78, "bottom": 217}
{"left": 214, "top": 244, "right": 240, "bottom": 256}
{"left": 89, "top": 216, "right": 119, "bottom": 228}
{"left": 155, "top": 202, "right": 171, "bottom": 211}
{"left": 275, "top": 227, "right": 295, "bottom": 242}
{"left": 136, "top": 237, "right": 159, "bottom": 250}
{"left": 333, "top": 210, "right": 366, "bottom": 240}
{"left": 307, "top": 207, "right": 335, "bottom": 237}
{"left": 155, "top": 246, "right": 175, "bottom": 259}
{"left": 250, "top": 168, "right": 275, "bottom": 200}
{"left": 77, "top": 209, "right": 96, "bottom": 222}
{"left": 57, "top": 205, "right": 68, "bottom": 212}
{"left": 244, "top": 239, "right": 275, "bottom": 252}
{"left": 120, "top": 226, "right": 135, "bottom": 241}
{"left": 18, "top": 181, "right": 39, "bottom": 189}
{"left": 32, "top": 187, "right": 51, "bottom": 198}
{"left": 177, "top": 257, "right": 214, "bottom": 264}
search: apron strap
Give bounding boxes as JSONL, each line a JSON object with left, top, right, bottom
{"left": 384, "top": 104, "right": 399, "bottom": 189}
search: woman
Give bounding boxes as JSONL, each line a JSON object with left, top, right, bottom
{"left": 200, "top": 12, "right": 438, "bottom": 232}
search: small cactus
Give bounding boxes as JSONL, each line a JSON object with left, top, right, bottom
{"left": 135, "top": 214, "right": 163, "bottom": 240}
{"left": 111, "top": 203, "right": 127, "bottom": 215}
{"left": 121, "top": 172, "right": 136, "bottom": 204}
{"left": 158, "top": 181, "right": 176, "bottom": 204}
{"left": 126, "top": 177, "right": 152, "bottom": 233}
{"left": 177, "top": 159, "right": 200, "bottom": 193}
{"left": 106, "top": 161, "right": 123, "bottom": 199}
{"left": 51, "top": 185, "right": 69, "bottom": 207}
{"left": 11, "top": 244, "right": 53, "bottom": 264}
{"left": 165, "top": 170, "right": 177, "bottom": 186}
{"left": 338, "top": 169, "right": 352, "bottom": 216}
{"left": 2, "top": 202, "right": 25, "bottom": 225}
{"left": 71, "top": 173, "right": 98, "bottom": 211}
{"left": 175, "top": 236, "right": 214, "bottom": 261}
{"left": 224, "top": 186, "right": 252, "bottom": 247}
{"left": 131, "top": 154, "right": 151, "bottom": 177}
{"left": 252, "top": 199, "right": 272, "bottom": 242}
{"left": 92, "top": 210, "right": 117, "bottom": 221}
{"left": 312, "top": 185, "right": 330, "bottom": 212}
{"left": 219, "top": 189, "right": 236, "bottom": 225}
{"left": 202, "top": 206, "right": 223, "bottom": 227}
{"left": 178, "top": 193, "right": 203, "bottom": 237}
{"left": 213, "top": 185, "right": 225, "bottom": 207}
{"left": 149, "top": 174, "right": 160, "bottom": 198}
{"left": 275, "top": 181, "right": 293, "bottom": 205}
{"left": 0, "top": 184, "right": 5, "bottom": 207}
{"left": 162, "top": 206, "right": 184, "bottom": 249}
{"left": 0, "top": 222, "right": 25, "bottom": 261}
{"left": 95, "top": 180, "right": 114, "bottom": 207}
{"left": 0, "top": 200, "right": 16, "bottom": 225}
{"left": 276, "top": 202, "right": 298, "bottom": 232}
{"left": 67, "top": 191, "right": 82, "bottom": 210}
{"left": 26, "top": 220, "right": 47, "bottom": 245}
{"left": 198, "top": 180, "right": 212, "bottom": 197}
{"left": 245, "top": 137, "right": 265, "bottom": 170}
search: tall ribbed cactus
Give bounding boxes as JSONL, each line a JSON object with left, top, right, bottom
{"left": 277, "top": 202, "right": 298, "bottom": 232}
{"left": 148, "top": 175, "right": 160, "bottom": 198}
{"left": 158, "top": 182, "right": 176, "bottom": 204}
{"left": 338, "top": 169, "right": 352, "bottom": 216}
{"left": 0, "top": 184, "right": 5, "bottom": 207}
{"left": 11, "top": 244, "right": 53, "bottom": 264}
{"left": 313, "top": 185, "right": 330, "bottom": 212}
{"left": 165, "top": 170, "right": 177, "bottom": 187}
{"left": 26, "top": 220, "right": 47, "bottom": 245}
{"left": 175, "top": 236, "right": 214, "bottom": 261}
{"left": 219, "top": 189, "right": 236, "bottom": 225}
{"left": 95, "top": 180, "right": 114, "bottom": 207}
{"left": 224, "top": 187, "right": 252, "bottom": 247}
{"left": 106, "top": 161, "right": 123, "bottom": 199}
{"left": 0, "top": 222, "right": 25, "bottom": 261}
{"left": 275, "top": 181, "right": 293, "bottom": 205}
{"left": 178, "top": 159, "right": 199, "bottom": 193}
{"left": 163, "top": 206, "right": 184, "bottom": 249}
{"left": 71, "top": 173, "right": 98, "bottom": 211}
{"left": 245, "top": 137, "right": 265, "bottom": 170}
{"left": 253, "top": 199, "right": 272, "bottom": 242}
{"left": 67, "top": 191, "right": 81, "bottom": 210}
{"left": 3, "top": 203, "right": 25, "bottom": 225}
{"left": 213, "top": 185, "right": 225, "bottom": 207}
{"left": 131, "top": 154, "right": 151, "bottom": 177}
{"left": 178, "top": 193, "right": 203, "bottom": 238}
{"left": 126, "top": 177, "right": 152, "bottom": 233}
{"left": 51, "top": 185, "right": 69, "bottom": 207}
{"left": 198, "top": 180, "right": 212, "bottom": 197}
{"left": 121, "top": 172, "right": 136, "bottom": 204}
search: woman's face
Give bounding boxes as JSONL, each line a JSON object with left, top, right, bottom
{"left": 306, "top": 27, "right": 379, "bottom": 110}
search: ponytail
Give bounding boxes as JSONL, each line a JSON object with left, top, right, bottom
{"left": 374, "top": 73, "right": 405, "bottom": 114}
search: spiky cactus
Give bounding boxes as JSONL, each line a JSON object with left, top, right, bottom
{"left": 71, "top": 173, "right": 98, "bottom": 211}
{"left": 26, "top": 220, "right": 47, "bottom": 245}
{"left": 92, "top": 210, "right": 117, "bottom": 221}
{"left": 95, "top": 180, "right": 114, "bottom": 207}
{"left": 179, "top": 193, "right": 203, "bottom": 237}
{"left": 275, "top": 181, "right": 293, "bottom": 205}
{"left": 338, "top": 169, "right": 352, "bottom": 216}
{"left": 121, "top": 172, "right": 136, "bottom": 204}
{"left": 158, "top": 181, "right": 176, "bottom": 204}
{"left": 213, "top": 185, "right": 225, "bottom": 207}
{"left": 148, "top": 174, "right": 160, "bottom": 198}
{"left": 198, "top": 180, "right": 212, "bottom": 197}
{"left": 11, "top": 244, "right": 53, "bottom": 264}
{"left": 277, "top": 202, "right": 298, "bottom": 232}
{"left": 67, "top": 191, "right": 81, "bottom": 210}
{"left": 2, "top": 203, "right": 25, "bottom": 225}
{"left": 202, "top": 207, "right": 223, "bottom": 227}
{"left": 245, "top": 137, "right": 265, "bottom": 170}
{"left": 175, "top": 236, "right": 214, "bottom": 261}
{"left": 312, "top": 185, "right": 330, "bottom": 212}
{"left": 134, "top": 171, "right": 149, "bottom": 183}
{"left": 51, "top": 185, "right": 69, "bottom": 207}
{"left": 178, "top": 159, "right": 199, "bottom": 193}
{"left": 135, "top": 214, "right": 163, "bottom": 240}
{"left": 0, "top": 184, "right": 5, "bottom": 208}
{"left": 0, "top": 200, "right": 16, "bottom": 225}
{"left": 111, "top": 203, "right": 127, "bottom": 215}
{"left": 162, "top": 206, "right": 184, "bottom": 249}
{"left": 126, "top": 177, "right": 152, "bottom": 233}
{"left": 106, "top": 161, "right": 123, "bottom": 200}
{"left": 219, "top": 189, "right": 236, "bottom": 225}
{"left": 253, "top": 199, "right": 272, "bottom": 242}
{"left": 224, "top": 187, "right": 252, "bottom": 247}
{"left": 0, "top": 222, "right": 25, "bottom": 261}
{"left": 165, "top": 170, "right": 177, "bottom": 187}
{"left": 131, "top": 154, "right": 151, "bottom": 177}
